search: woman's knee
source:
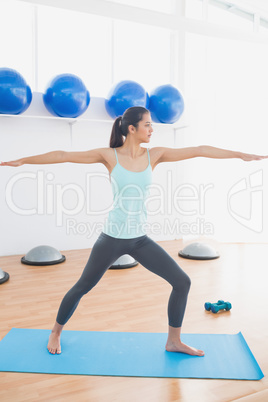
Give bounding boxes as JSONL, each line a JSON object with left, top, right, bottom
{"left": 70, "top": 281, "right": 93, "bottom": 298}
{"left": 184, "top": 273, "right": 191, "bottom": 290}
{"left": 173, "top": 271, "right": 191, "bottom": 293}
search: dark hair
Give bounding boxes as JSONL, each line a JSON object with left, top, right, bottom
{"left": 109, "top": 106, "right": 149, "bottom": 148}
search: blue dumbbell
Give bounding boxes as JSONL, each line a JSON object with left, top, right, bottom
{"left": 205, "top": 300, "right": 232, "bottom": 313}
{"left": 204, "top": 300, "right": 225, "bottom": 311}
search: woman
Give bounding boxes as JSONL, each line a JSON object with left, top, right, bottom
{"left": 1, "top": 106, "right": 267, "bottom": 357}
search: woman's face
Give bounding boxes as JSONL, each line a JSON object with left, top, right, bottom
{"left": 132, "top": 113, "right": 153, "bottom": 142}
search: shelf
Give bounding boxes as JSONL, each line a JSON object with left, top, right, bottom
{"left": 0, "top": 114, "right": 111, "bottom": 124}
{"left": 0, "top": 92, "right": 188, "bottom": 130}
{"left": 0, "top": 114, "right": 188, "bottom": 130}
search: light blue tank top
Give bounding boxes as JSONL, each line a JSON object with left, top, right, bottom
{"left": 103, "top": 148, "right": 152, "bottom": 239}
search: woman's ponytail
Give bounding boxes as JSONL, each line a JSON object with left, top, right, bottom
{"left": 110, "top": 116, "right": 124, "bottom": 148}
{"left": 109, "top": 106, "right": 149, "bottom": 148}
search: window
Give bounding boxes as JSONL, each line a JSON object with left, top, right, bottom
{"left": 185, "top": 0, "right": 203, "bottom": 20}
{"left": 208, "top": 1, "right": 254, "bottom": 32}
{"left": 0, "top": 1, "right": 34, "bottom": 87}
{"left": 113, "top": 20, "right": 171, "bottom": 92}
{"left": 260, "top": 18, "right": 268, "bottom": 35}
{"left": 37, "top": 5, "right": 112, "bottom": 97}
{"left": 185, "top": 32, "right": 268, "bottom": 241}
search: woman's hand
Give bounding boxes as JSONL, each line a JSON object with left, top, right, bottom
{"left": 0, "top": 160, "right": 23, "bottom": 167}
{"left": 240, "top": 153, "right": 268, "bottom": 162}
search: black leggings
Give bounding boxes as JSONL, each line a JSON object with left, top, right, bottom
{"left": 56, "top": 232, "right": 191, "bottom": 328}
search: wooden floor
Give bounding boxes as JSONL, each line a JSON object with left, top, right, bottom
{"left": 0, "top": 239, "right": 267, "bottom": 402}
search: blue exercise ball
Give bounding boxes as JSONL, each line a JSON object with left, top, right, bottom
{"left": 105, "top": 80, "right": 149, "bottom": 118}
{"left": 149, "top": 84, "right": 184, "bottom": 124}
{"left": 43, "top": 74, "right": 90, "bottom": 118}
{"left": 0, "top": 68, "right": 32, "bottom": 114}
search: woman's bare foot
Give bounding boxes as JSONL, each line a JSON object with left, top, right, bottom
{"left": 47, "top": 322, "right": 64, "bottom": 354}
{"left": 166, "top": 326, "right": 204, "bottom": 356}
{"left": 47, "top": 331, "right": 61, "bottom": 354}
{"left": 165, "top": 340, "right": 205, "bottom": 356}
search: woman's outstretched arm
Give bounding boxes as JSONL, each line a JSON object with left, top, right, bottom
{"left": 0, "top": 148, "right": 107, "bottom": 167}
{"left": 153, "top": 145, "right": 268, "bottom": 164}
{"left": 198, "top": 145, "right": 268, "bottom": 161}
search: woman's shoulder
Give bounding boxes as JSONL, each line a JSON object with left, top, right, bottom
{"left": 147, "top": 147, "right": 166, "bottom": 168}
{"left": 148, "top": 147, "right": 165, "bottom": 157}
{"left": 99, "top": 147, "right": 119, "bottom": 165}
{"left": 98, "top": 147, "right": 116, "bottom": 157}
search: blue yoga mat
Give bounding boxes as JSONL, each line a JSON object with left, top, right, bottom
{"left": 0, "top": 328, "right": 263, "bottom": 380}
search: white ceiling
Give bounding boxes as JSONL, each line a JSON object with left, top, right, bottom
{"left": 230, "top": 0, "right": 268, "bottom": 14}
{"left": 16, "top": 0, "right": 268, "bottom": 19}
{"left": 249, "top": 0, "right": 268, "bottom": 10}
